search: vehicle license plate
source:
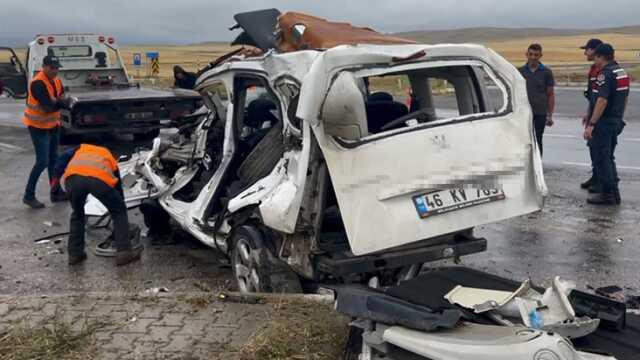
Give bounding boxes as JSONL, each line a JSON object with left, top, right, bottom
{"left": 412, "top": 188, "right": 505, "bottom": 219}
{"left": 125, "top": 112, "right": 153, "bottom": 120}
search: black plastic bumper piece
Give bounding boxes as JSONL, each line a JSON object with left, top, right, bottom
{"left": 334, "top": 285, "right": 461, "bottom": 332}
{"left": 569, "top": 289, "right": 627, "bottom": 331}
{"left": 316, "top": 237, "right": 487, "bottom": 276}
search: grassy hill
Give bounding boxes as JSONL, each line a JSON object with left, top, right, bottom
{"left": 394, "top": 25, "right": 640, "bottom": 44}
{"left": 393, "top": 26, "right": 640, "bottom": 65}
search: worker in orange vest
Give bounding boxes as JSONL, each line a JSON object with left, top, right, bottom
{"left": 22, "top": 55, "right": 68, "bottom": 208}
{"left": 51, "top": 143, "right": 142, "bottom": 266}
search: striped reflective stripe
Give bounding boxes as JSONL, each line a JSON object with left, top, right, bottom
{"left": 23, "top": 112, "right": 59, "bottom": 124}
{"left": 67, "top": 156, "right": 118, "bottom": 183}
{"left": 68, "top": 159, "right": 116, "bottom": 176}
{"left": 25, "top": 102, "right": 46, "bottom": 112}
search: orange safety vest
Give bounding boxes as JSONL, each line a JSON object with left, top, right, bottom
{"left": 63, "top": 144, "right": 119, "bottom": 187}
{"left": 22, "top": 71, "right": 63, "bottom": 129}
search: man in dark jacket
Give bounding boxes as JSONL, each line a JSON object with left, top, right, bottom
{"left": 173, "top": 65, "right": 197, "bottom": 90}
{"left": 22, "top": 55, "right": 68, "bottom": 208}
{"left": 519, "top": 44, "right": 556, "bottom": 156}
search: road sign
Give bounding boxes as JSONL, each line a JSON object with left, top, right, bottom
{"left": 133, "top": 53, "right": 142, "bottom": 67}
{"left": 151, "top": 58, "right": 160, "bottom": 77}
{"left": 145, "top": 51, "right": 159, "bottom": 60}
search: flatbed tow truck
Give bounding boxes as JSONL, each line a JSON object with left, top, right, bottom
{"left": 1, "top": 34, "right": 201, "bottom": 140}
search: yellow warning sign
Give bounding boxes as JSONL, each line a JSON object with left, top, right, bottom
{"left": 151, "top": 58, "right": 160, "bottom": 77}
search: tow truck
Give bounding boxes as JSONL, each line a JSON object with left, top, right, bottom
{"left": 2, "top": 34, "right": 201, "bottom": 140}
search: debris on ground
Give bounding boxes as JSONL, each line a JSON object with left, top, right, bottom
{"left": 42, "top": 221, "right": 61, "bottom": 227}
{"left": 239, "top": 299, "right": 349, "bottom": 360}
{"left": 141, "top": 287, "right": 169, "bottom": 296}
{"left": 627, "top": 295, "right": 640, "bottom": 309}
{"left": 595, "top": 285, "right": 626, "bottom": 302}
{"left": 444, "top": 276, "right": 599, "bottom": 338}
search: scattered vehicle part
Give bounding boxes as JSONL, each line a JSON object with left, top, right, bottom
{"left": 444, "top": 279, "right": 530, "bottom": 313}
{"left": 338, "top": 268, "right": 635, "bottom": 359}
{"left": 142, "top": 287, "right": 169, "bottom": 296}
{"left": 569, "top": 289, "right": 628, "bottom": 331}
{"left": 2, "top": 34, "right": 201, "bottom": 140}
{"left": 32, "top": 231, "right": 70, "bottom": 243}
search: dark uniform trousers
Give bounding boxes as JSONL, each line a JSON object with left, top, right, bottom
{"left": 589, "top": 119, "right": 624, "bottom": 195}
{"left": 533, "top": 115, "right": 547, "bottom": 155}
{"left": 66, "top": 175, "right": 130, "bottom": 257}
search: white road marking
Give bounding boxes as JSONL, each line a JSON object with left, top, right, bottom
{"left": 560, "top": 161, "right": 640, "bottom": 171}
{"left": 0, "top": 142, "right": 22, "bottom": 151}
{"left": 547, "top": 134, "right": 640, "bottom": 142}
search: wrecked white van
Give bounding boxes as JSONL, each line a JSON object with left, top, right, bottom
{"left": 87, "top": 10, "right": 546, "bottom": 293}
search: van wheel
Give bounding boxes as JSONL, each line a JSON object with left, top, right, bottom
{"left": 231, "top": 226, "right": 301, "bottom": 293}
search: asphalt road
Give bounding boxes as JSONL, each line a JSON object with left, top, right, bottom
{"left": 0, "top": 88, "right": 638, "bottom": 297}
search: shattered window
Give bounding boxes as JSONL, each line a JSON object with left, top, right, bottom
{"left": 201, "top": 81, "right": 229, "bottom": 119}
{"left": 322, "top": 62, "right": 510, "bottom": 140}
{"left": 476, "top": 66, "right": 506, "bottom": 112}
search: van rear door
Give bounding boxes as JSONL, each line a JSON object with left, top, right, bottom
{"left": 306, "top": 57, "right": 545, "bottom": 256}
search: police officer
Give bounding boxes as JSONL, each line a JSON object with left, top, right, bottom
{"left": 51, "top": 143, "right": 142, "bottom": 265}
{"left": 22, "top": 55, "right": 68, "bottom": 208}
{"left": 583, "top": 44, "right": 629, "bottom": 205}
{"left": 579, "top": 38, "right": 603, "bottom": 191}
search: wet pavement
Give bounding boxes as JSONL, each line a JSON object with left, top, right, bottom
{"left": 0, "top": 96, "right": 639, "bottom": 298}
{"left": 466, "top": 163, "right": 640, "bottom": 291}
{"left": 0, "top": 124, "right": 233, "bottom": 296}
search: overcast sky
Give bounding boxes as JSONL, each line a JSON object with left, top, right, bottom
{"left": 1, "top": 0, "right": 638, "bottom": 45}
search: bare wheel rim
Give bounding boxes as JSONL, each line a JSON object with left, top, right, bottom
{"left": 234, "top": 237, "right": 260, "bottom": 293}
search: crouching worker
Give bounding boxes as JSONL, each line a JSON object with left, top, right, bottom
{"left": 50, "top": 143, "right": 142, "bottom": 266}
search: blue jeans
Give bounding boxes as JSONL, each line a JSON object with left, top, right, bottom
{"left": 24, "top": 126, "right": 59, "bottom": 199}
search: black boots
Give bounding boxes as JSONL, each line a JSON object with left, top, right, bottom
{"left": 68, "top": 252, "right": 87, "bottom": 265}
{"left": 23, "top": 196, "right": 45, "bottom": 209}
{"left": 115, "top": 247, "right": 142, "bottom": 266}
{"left": 580, "top": 177, "right": 596, "bottom": 189}
{"left": 587, "top": 193, "right": 617, "bottom": 205}
{"left": 50, "top": 190, "right": 68, "bottom": 203}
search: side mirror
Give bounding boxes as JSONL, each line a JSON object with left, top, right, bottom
{"left": 321, "top": 72, "right": 368, "bottom": 140}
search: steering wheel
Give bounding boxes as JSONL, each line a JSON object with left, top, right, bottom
{"left": 380, "top": 110, "right": 430, "bottom": 132}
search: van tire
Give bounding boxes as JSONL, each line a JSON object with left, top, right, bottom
{"left": 231, "top": 225, "right": 301, "bottom": 293}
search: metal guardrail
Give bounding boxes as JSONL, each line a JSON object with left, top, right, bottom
{"left": 545, "top": 61, "right": 640, "bottom": 86}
